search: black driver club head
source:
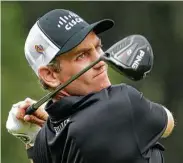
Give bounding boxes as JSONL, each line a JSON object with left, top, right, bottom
{"left": 103, "top": 35, "right": 154, "bottom": 81}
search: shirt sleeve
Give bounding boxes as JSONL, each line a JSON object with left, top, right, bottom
{"left": 29, "top": 125, "right": 52, "bottom": 163}
{"left": 126, "top": 85, "right": 168, "bottom": 153}
{"left": 27, "top": 147, "right": 34, "bottom": 159}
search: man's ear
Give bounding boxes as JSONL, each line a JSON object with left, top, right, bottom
{"left": 38, "top": 66, "right": 60, "bottom": 88}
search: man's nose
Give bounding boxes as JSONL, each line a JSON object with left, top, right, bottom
{"left": 93, "top": 60, "right": 106, "bottom": 70}
{"left": 91, "top": 47, "right": 103, "bottom": 61}
{"left": 90, "top": 49, "right": 105, "bottom": 69}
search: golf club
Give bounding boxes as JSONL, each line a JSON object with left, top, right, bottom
{"left": 26, "top": 34, "right": 153, "bottom": 115}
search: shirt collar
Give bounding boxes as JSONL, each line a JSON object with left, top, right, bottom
{"left": 45, "top": 93, "right": 96, "bottom": 122}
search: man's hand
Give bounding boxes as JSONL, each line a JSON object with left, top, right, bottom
{"left": 15, "top": 98, "right": 48, "bottom": 127}
{"left": 6, "top": 98, "right": 48, "bottom": 146}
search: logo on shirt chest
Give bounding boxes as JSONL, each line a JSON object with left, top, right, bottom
{"left": 53, "top": 118, "right": 70, "bottom": 136}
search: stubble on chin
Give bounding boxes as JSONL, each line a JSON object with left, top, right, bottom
{"left": 97, "top": 76, "right": 111, "bottom": 91}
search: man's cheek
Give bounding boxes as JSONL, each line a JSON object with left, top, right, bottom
{"left": 77, "top": 74, "right": 92, "bottom": 85}
{"left": 76, "top": 61, "right": 91, "bottom": 69}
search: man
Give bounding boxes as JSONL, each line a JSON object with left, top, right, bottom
{"left": 6, "top": 9, "right": 174, "bottom": 163}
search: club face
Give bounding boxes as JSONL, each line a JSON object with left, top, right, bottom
{"left": 104, "top": 35, "right": 154, "bottom": 81}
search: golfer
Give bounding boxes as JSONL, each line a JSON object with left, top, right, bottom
{"left": 6, "top": 9, "right": 174, "bottom": 163}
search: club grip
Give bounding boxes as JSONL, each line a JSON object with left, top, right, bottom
{"left": 25, "top": 105, "right": 37, "bottom": 115}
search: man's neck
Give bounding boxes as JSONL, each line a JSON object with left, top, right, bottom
{"left": 53, "top": 90, "right": 71, "bottom": 102}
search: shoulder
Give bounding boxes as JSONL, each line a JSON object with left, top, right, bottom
{"left": 107, "top": 83, "right": 131, "bottom": 95}
{"left": 69, "top": 84, "right": 135, "bottom": 136}
{"left": 108, "top": 83, "right": 138, "bottom": 93}
{"left": 121, "top": 84, "right": 143, "bottom": 103}
{"left": 108, "top": 84, "right": 142, "bottom": 103}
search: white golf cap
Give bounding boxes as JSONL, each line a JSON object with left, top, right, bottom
{"left": 24, "top": 9, "right": 114, "bottom": 76}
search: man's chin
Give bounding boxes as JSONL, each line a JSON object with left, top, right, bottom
{"left": 95, "top": 78, "right": 111, "bottom": 92}
{"left": 99, "top": 82, "right": 111, "bottom": 90}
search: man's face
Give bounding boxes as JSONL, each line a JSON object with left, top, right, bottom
{"left": 55, "top": 32, "right": 111, "bottom": 95}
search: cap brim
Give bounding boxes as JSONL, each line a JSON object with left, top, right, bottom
{"left": 57, "top": 19, "right": 114, "bottom": 55}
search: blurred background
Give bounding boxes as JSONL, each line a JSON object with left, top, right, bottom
{"left": 2, "top": 1, "right": 183, "bottom": 163}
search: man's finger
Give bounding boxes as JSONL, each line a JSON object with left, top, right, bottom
{"left": 24, "top": 115, "right": 45, "bottom": 127}
{"left": 33, "top": 109, "right": 48, "bottom": 121}
{"left": 16, "top": 103, "right": 31, "bottom": 120}
{"left": 16, "top": 98, "right": 36, "bottom": 120}
{"left": 25, "top": 97, "right": 36, "bottom": 104}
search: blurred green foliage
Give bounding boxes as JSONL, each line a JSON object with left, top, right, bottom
{"left": 2, "top": 1, "right": 183, "bottom": 163}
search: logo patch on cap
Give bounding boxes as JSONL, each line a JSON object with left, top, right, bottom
{"left": 35, "top": 45, "right": 44, "bottom": 54}
{"left": 57, "top": 12, "right": 83, "bottom": 31}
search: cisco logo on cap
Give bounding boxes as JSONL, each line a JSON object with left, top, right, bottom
{"left": 57, "top": 12, "right": 83, "bottom": 31}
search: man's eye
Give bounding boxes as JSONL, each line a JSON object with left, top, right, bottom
{"left": 76, "top": 53, "right": 87, "bottom": 60}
